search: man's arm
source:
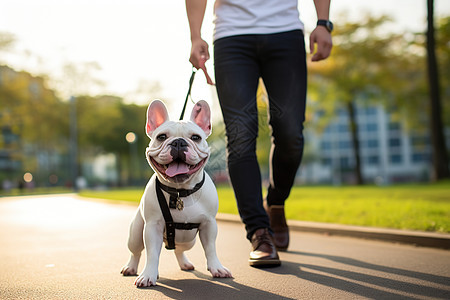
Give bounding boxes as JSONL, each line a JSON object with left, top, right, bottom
{"left": 186, "top": 0, "right": 209, "bottom": 68}
{"left": 310, "top": 0, "right": 332, "bottom": 62}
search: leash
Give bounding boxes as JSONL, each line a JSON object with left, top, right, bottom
{"left": 179, "top": 68, "right": 197, "bottom": 121}
{"left": 179, "top": 60, "right": 214, "bottom": 121}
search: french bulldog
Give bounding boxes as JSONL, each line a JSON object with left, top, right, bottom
{"left": 120, "top": 99, "right": 232, "bottom": 287}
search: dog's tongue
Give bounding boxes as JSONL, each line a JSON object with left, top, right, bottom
{"left": 165, "top": 161, "right": 190, "bottom": 177}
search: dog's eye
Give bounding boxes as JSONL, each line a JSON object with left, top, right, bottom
{"left": 156, "top": 134, "right": 167, "bottom": 142}
{"left": 191, "top": 134, "right": 201, "bottom": 142}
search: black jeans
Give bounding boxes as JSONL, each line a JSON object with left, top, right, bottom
{"left": 214, "top": 30, "right": 307, "bottom": 240}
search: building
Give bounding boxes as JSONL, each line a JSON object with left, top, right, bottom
{"left": 297, "top": 104, "right": 438, "bottom": 185}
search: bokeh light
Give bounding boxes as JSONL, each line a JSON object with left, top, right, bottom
{"left": 23, "top": 172, "right": 33, "bottom": 183}
{"left": 126, "top": 132, "right": 137, "bottom": 144}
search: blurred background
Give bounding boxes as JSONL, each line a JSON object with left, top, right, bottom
{"left": 0, "top": 0, "right": 449, "bottom": 193}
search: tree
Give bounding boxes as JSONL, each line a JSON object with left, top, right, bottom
{"left": 434, "top": 17, "right": 450, "bottom": 130}
{"left": 309, "top": 15, "right": 404, "bottom": 184}
{"left": 74, "top": 95, "right": 150, "bottom": 185}
{"left": 426, "top": 0, "right": 449, "bottom": 180}
{"left": 0, "top": 31, "right": 15, "bottom": 54}
{"left": 0, "top": 66, "right": 68, "bottom": 185}
{"left": 52, "top": 61, "right": 105, "bottom": 100}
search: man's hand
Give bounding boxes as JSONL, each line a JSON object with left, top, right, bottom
{"left": 189, "top": 38, "right": 214, "bottom": 85}
{"left": 189, "top": 38, "right": 209, "bottom": 69}
{"left": 309, "top": 26, "right": 332, "bottom": 62}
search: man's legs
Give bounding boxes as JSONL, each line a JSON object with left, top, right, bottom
{"left": 214, "top": 35, "right": 271, "bottom": 241}
{"left": 214, "top": 30, "right": 306, "bottom": 259}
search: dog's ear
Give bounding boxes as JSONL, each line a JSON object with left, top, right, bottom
{"left": 190, "top": 100, "right": 211, "bottom": 136}
{"left": 146, "top": 100, "right": 169, "bottom": 137}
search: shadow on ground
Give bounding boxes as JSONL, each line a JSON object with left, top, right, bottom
{"left": 138, "top": 271, "right": 295, "bottom": 300}
{"left": 265, "top": 251, "right": 450, "bottom": 299}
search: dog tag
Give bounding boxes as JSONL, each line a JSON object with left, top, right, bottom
{"left": 176, "top": 197, "right": 184, "bottom": 211}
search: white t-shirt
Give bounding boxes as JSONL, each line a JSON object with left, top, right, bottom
{"left": 213, "top": 0, "right": 304, "bottom": 41}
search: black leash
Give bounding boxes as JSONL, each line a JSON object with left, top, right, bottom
{"left": 179, "top": 69, "right": 197, "bottom": 121}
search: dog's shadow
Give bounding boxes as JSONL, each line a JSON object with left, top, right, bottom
{"left": 133, "top": 251, "right": 450, "bottom": 299}
{"left": 139, "top": 270, "right": 293, "bottom": 300}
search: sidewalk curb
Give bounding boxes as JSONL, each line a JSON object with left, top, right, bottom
{"left": 216, "top": 213, "right": 450, "bottom": 250}
{"left": 74, "top": 195, "right": 450, "bottom": 250}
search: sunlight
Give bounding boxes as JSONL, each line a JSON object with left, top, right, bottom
{"left": 2, "top": 195, "right": 120, "bottom": 231}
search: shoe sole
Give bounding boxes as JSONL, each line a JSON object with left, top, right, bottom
{"left": 249, "top": 258, "right": 281, "bottom": 268}
{"left": 276, "top": 247, "right": 288, "bottom": 252}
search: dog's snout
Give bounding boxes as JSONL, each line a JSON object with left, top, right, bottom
{"left": 170, "top": 138, "right": 188, "bottom": 149}
{"left": 170, "top": 138, "right": 188, "bottom": 161}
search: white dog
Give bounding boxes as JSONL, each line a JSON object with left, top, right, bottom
{"left": 121, "top": 99, "right": 232, "bottom": 287}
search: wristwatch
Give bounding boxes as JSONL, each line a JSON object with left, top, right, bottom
{"left": 317, "top": 19, "right": 333, "bottom": 33}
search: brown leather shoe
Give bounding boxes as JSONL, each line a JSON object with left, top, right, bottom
{"left": 266, "top": 205, "right": 289, "bottom": 251}
{"left": 249, "top": 228, "right": 281, "bottom": 267}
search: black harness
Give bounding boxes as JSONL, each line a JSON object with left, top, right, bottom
{"left": 155, "top": 173, "right": 205, "bottom": 250}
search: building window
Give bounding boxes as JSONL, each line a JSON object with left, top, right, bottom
{"left": 320, "top": 141, "right": 332, "bottom": 150}
{"left": 366, "top": 155, "right": 379, "bottom": 165}
{"left": 338, "top": 124, "right": 348, "bottom": 133}
{"left": 365, "top": 107, "right": 377, "bottom": 116}
{"left": 390, "top": 154, "right": 402, "bottom": 164}
{"left": 339, "top": 140, "right": 351, "bottom": 150}
{"left": 337, "top": 109, "right": 347, "bottom": 117}
{"left": 388, "top": 122, "right": 401, "bottom": 131}
{"left": 389, "top": 138, "right": 401, "bottom": 147}
{"left": 340, "top": 157, "right": 351, "bottom": 168}
{"left": 367, "top": 139, "right": 379, "bottom": 148}
{"left": 366, "top": 123, "right": 378, "bottom": 132}
{"left": 321, "top": 157, "right": 332, "bottom": 166}
{"left": 412, "top": 153, "right": 430, "bottom": 163}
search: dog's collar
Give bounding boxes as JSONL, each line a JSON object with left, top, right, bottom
{"left": 156, "top": 172, "right": 206, "bottom": 209}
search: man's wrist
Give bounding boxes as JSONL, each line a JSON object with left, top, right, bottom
{"left": 190, "top": 32, "right": 203, "bottom": 42}
{"left": 317, "top": 19, "right": 333, "bottom": 33}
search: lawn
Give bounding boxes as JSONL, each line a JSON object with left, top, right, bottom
{"left": 78, "top": 181, "right": 450, "bottom": 233}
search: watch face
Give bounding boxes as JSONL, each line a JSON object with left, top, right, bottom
{"left": 327, "top": 21, "right": 333, "bottom": 32}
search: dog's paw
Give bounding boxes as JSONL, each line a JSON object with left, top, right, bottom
{"left": 175, "top": 252, "right": 195, "bottom": 271}
{"left": 120, "top": 255, "right": 140, "bottom": 276}
{"left": 134, "top": 272, "right": 158, "bottom": 287}
{"left": 208, "top": 264, "right": 233, "bottom": 278}
{"left": 180, "top": 261, "right": 195, "bottom": 271}
{"left": 120, "top": 265, "right": 137, "bottom": 276}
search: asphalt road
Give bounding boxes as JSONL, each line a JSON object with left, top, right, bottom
{"left": 0, "top": 194, "right": 449, "bottom": 300}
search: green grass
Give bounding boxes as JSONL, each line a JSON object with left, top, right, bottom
{"left": 283, "top": 183, "right": 450, "bottom": 233}
{"left": 78, "top": 182, "right": 450, "bottom": 233}
{"left": 78, "top": 187, "right": 147, "bottom": 202}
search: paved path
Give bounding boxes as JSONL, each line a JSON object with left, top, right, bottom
{"left": 0, "top": 194, "right": 449, "bottom": 299}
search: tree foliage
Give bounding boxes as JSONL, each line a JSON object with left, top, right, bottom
{"left": 0, "top": 31, "right": 15, "bottom": 53}
{"left": 0, "top": 64, "right": 151, "bottom": 186}
{"left": 308, "top": 14, "right": 450, "bottom": 184}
